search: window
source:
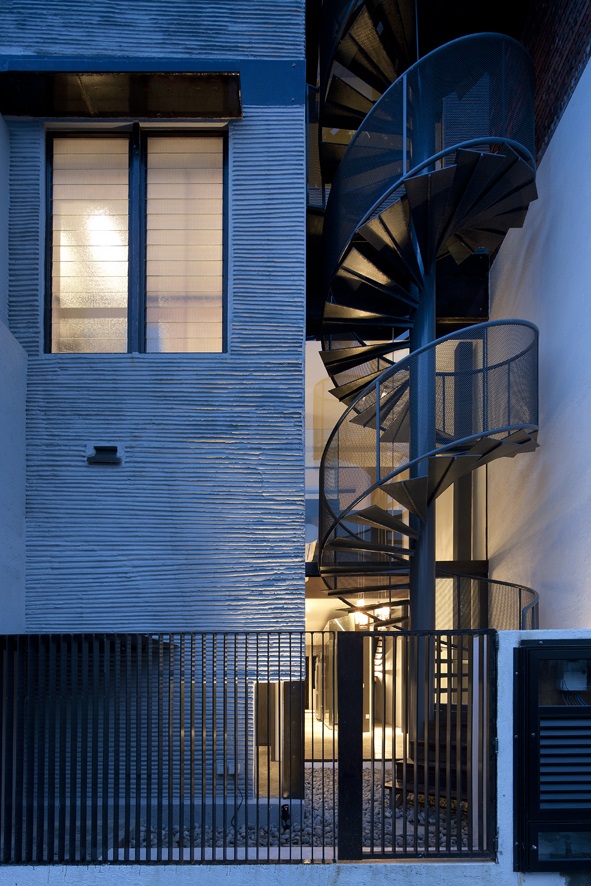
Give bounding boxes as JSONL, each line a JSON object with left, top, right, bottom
{"left": 48, "top": 128, "right": 225, "bottom": 353}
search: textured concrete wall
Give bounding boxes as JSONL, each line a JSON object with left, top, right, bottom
{"left": 0, "top": 114, "right": 25, "bottom": 629}
{"left": 8, "top": 107, "right": 305, "bottom": 632}
{"left": 0, "top": 117, "right": 8, "bottom": 324}
{"left": 0, "top": 321, "right": 26, "bottom": 631}
{"left": 4, "top": 0, "right": 306, "bottom": 632}
{"left": 489, "top": 57, "right": 591, "bottom": 628}
{"left": 0, "top": 0, "right": 304, "bottom": 59}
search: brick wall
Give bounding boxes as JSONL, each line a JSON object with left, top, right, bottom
{"left": 522, "top": 0, "right": 591, "bottom": 158}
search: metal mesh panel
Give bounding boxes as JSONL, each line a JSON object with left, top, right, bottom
{"left": 487, "top": 581, "right": 538, "bottom": 630}
{"left": 319, "top": 321, "right": 538, "bottom": 569}
{"left": 434, "top": 575, "right": 539, "bottom": 631}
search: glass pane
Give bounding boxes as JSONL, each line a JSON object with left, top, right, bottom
{"left": 146, "top": 136, "right": 223, "bottom": 353}
{"left": 539, "top": 659, "right": 591, "bottom": 706}
{"left": 52, "top": 137, "right": 129, "bottom": 353}
{"left": 538, "top": 831, "right": 591, "bottom": 861}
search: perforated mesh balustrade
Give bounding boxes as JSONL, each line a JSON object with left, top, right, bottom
{"left": 320, "top": 320, "right": 537, "bottom": 570}
{"left": 323, "top": 33, "right": 536, "bottom": 283}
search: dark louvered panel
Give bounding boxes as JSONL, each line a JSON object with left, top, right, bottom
{"left": 539, "top": 717, "right": 591, "bottom": 808}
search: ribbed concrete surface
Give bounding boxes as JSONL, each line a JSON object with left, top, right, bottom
{"left": 8, "top": 105, "right": 306, "bottom": 632}
{"left": 0, "top": 0, "right": 304, "bottom": 59}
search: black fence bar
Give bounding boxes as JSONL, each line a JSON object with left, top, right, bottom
{"left": 337, "top": 632, "right": 364, "bottom": 859}
{"left": 0, "top": 630, "right": 493, "bottom": 864}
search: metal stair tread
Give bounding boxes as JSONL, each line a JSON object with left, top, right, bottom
{"left": 323, "top": 75, "right": 374, "bottom": 129}
{"left": 379, "top": 399, "right": 409, "bottom": 442}
{"left": 381, "top": 476, "right": 428, "bottom": 521}
{"left": 320, "top": 340, "right": 408, "bottom": 373}
{"left": 337, "top": 7, "right": 398, "bottom": 91}
{"left": 327, "top": 536, "right": 413, "bottom": 558}
{"left": 334, "top": 266, "right": 418, "bottom": 316}
{"left": 326, "top": 582, "right": 411, "bottom": 597}
{"left": 362, "top": 200, "right": 424, "bottom": 287}
{"left": 346, "top": 504, "right": 419, "bottom": 538}
{"left": 350, "top": 375, "right": 409, "bottom": 427}
{"left": 440, "top": 150, "right": 519, "bottom": 238}
{"left": 324, "top": 302, "right": 410, "bottom": 326}
{"left": 329, "top": 368, "right": 384, "bottom": 403}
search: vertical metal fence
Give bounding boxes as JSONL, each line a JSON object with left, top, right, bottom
{"left": 0, "top": 630, "right": 495, "bottom": 864}
{"left": 336, "top": 630, "right": 496, "bottom": 859}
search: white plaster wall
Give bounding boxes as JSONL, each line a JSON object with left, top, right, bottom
{"left": 489, "top": 56, "right": 591, "bottom": 628}
{"left": 0, "top": 321, "right": 26, "bottom": 631}
{"left": 0, "top": 864, "right": 570, "bottom": 886}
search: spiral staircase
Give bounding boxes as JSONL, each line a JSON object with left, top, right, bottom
{"left": 312, "top": 3, "right": 540, "bottom": 631}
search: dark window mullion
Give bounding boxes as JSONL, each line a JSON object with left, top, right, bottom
{"left": 128, "top": 123, "right": 146, "bottom": 352}
{"left": 44, "top": 135, "right": 55, "bottom": 353}
{"left": 222, "top": 134, "right": 229, "bottom": 353}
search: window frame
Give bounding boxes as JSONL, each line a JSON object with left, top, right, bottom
{"left": 44, "top": 124, "right": 228, "bottom": 355}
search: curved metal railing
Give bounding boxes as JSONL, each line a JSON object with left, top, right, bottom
{"left": 435, "top": 572, "right": 539, "bottom": 631}
{"left": 319, "top": 319, "right": 538, "bottom": 563}
{"left": 323, "top": 32, "right": 536, "bottom": 285}
{"left": 327, "top": 573, "right": 539, "bottom": 631}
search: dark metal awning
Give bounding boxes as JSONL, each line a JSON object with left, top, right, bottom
{"left": 0, "top": 71, "right": 242, "bottom": 118}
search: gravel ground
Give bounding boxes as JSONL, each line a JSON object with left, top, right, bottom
{"left": 132, "top": 767, "right": 470, "bottom": 854}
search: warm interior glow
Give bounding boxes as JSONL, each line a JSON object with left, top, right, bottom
{"left": 354, "top": 596, "right": 369, "bottom": 626}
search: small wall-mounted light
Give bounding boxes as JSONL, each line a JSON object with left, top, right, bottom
{"left": 86, "top": 445, "right": 122, "bottom": 466}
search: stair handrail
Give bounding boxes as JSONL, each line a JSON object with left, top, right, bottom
{"left": 323, "top": 32, "right": 536, "bottom": 286}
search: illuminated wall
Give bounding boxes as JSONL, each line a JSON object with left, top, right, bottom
{"left": 489, "top": 57, "right": 591, "bottom": 627}
{"left": 2, "top": 0, "right": 307, "bottom": 631}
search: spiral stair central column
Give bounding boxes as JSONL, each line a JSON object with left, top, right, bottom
{"left": 409, "top": 266, "right": 436, "bottom": 631}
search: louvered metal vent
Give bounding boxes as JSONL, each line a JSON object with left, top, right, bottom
{"left": 539, "top": 717, "right": 591, "bottom": 808}
{"left": 515, "top": 641, "right": 591, "bottom": 873}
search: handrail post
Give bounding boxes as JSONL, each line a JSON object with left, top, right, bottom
{"left": 501, "top": 41, "right": 506, "bottom": 135}
{"left": 409, "top": 263, "right": 437, "bottom": 633}
{"left": 402, "top": 72, "right": 407, "bottom": 173}
{"left": 375, "top": 377, "right": 381, "bottom": 484}
{"left": 483, "top": 326, "right": 489, "bottom": 432}
{"left": 337, "top": 632, "right": 364, "bottom": 860}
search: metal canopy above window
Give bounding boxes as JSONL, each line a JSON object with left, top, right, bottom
{"left": 0, "top": 71, "right": 242, "bottom": 118}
